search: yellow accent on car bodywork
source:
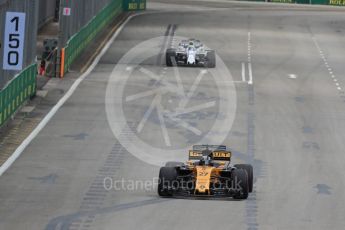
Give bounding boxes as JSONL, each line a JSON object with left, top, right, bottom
{"left": 195, "top": 166, "right": 214, "bottom": 194}
{"left": 193, "top": 164, "right": 226, "bottom": 195}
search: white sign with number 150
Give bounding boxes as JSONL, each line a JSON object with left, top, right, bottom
{"left": 2, "top": 12, "right": 26, "bottom": 71}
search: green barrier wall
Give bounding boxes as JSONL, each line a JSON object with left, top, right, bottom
{"left": 63, "top": 0, "right": 123, "bottom": 74}
{"left": 320, "top": 0, "right": 342, "bottom": 5}
{"left": 268, "top": 0, "right": 296, "bottom": 3}
{"left": 297, "top": 0, "right": 310, "bottom": 3}
{"left": 312, "top": 0, "right": 328, "bottom": 4}
{"left": 0, "top": 64, "right": 37, "bottom": 127}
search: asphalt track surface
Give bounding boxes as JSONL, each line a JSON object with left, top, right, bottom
{"left": 1, "top": 0, "right": 345, "bottom": 229}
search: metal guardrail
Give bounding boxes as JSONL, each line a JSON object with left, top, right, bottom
{"left": 0, "top": 63, "right": 37, "bottom": 127}
{"left": 60, "top": 0, "right": 123, "bottom": 77}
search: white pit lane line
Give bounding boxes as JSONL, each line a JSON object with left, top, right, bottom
{"left": 0, "top": 14, "right": 138, "bottom": 176}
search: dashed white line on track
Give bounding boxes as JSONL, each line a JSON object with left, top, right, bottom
{"left": 288, "top": 74, "right": 297, "bottom": 79}
{"left": 312, "top": 36, "right": 343, "bottom": 94}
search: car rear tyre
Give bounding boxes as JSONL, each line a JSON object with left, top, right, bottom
{"left": 158, "top": 167, "right": 177, "bottom": 197}
{"left": 166, "top": 48, "right": 176, "bottom": 67}
{"left": 232, "top": 168, "right": 249, "bottom": 199}
{"left": 234, "top": 164, "right": 253, "bottom": 193}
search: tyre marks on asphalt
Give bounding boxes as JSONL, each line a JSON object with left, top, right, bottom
{"left": 45, "top": 122, "right": 170, "bottom": 230}
{"left": 241, "top": 31, "right": 254, "bottom": 85}
{"left": 67, "top": 143, "right": 126, "bottom": 230}
{"left": 144, "top": 24, "right": 178, "bottom": 146}
{"left": 245, "top": 27, "right": 259, "bottom": 230}
{"left": 310, "top": 35, "right": 337, "bottom": 194}
{"left": 157, "top": 24, "right": 178, "bottom": 66}
{"left": 156, "top": 24, "right": 172, "bottom": 66}
{"left": 245, "top": 87, "right": 259, "bottom": 230}
{"left": 45, "top": 198, "right": 169, "bottom": 230}
{"left": 169, "top": 24, "right": 178, "bottom": 49}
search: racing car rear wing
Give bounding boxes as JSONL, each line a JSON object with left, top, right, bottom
{"left": 189, "top": 150, "right": 203, "bottom": 160}
{"left": 188, "top": 150, "right": 232, "bottom": 161}
{"left": 192, "top": 145, "right": 226, "bottom": 151}
{"left": 212, "top": 151, "right": 232, "bottom": 161}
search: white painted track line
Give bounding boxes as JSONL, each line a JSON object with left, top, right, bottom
{"left": 312, "top": 35, "right": 343, "bottom": 94}
{"left": 242, "top": 62, "right": 246, "bottom": 82}
{"left": 248, "top": 62, "right": 253, "bottom": 85}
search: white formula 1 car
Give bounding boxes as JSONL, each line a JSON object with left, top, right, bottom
{"left": 166, "top": 39, "right": 216, "bottom": 68}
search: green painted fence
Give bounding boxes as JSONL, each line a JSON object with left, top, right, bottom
{"left": 0, "top": 64, "right": 37, "bottom": 127}
{"left": 268, "top": 0, "right": 296, "bottom": 3}
{"left": 323, "top": 0, "right": 345, "bottom": 5}
{"left": 62, "top": 0, "right": 123, "bottom": 76}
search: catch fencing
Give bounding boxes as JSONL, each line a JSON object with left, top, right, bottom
{"left": 0, "top": 63, "right": 36, "bottom": 127}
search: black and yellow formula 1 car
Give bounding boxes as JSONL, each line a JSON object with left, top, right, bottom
{"left": 158, "top": 145, "right": 253, "bottom": 199}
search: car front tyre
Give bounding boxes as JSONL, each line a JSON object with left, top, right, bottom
{"left": 232, "top": 168, "right": 249, "bottom": 200}
{"left": 234, "top": 164, "right": 253, "bottom": 193}
{"left": 166, "top": 49, "right": 176, "bottom": 67}
{"left": 158, "top": 167, "right": 177, "bottom": 197}
{"left": 206, "top": 50, "right": 216, "bottom": 68}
